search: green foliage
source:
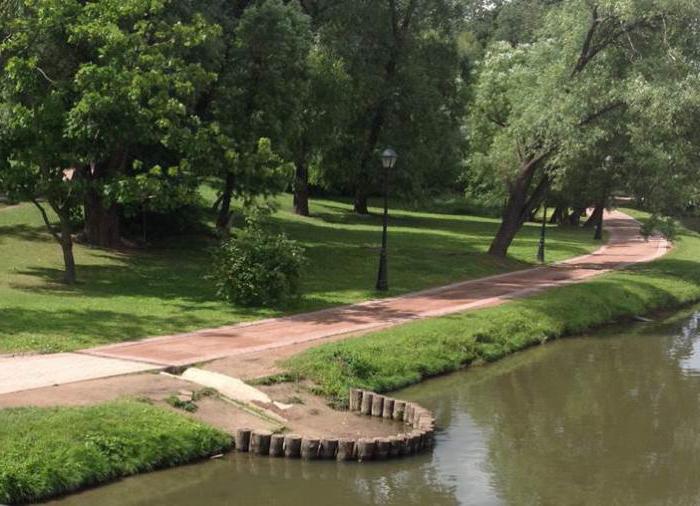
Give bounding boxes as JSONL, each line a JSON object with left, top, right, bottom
{"left": 212, "top": 225, "right": 307, "bottom": 307}
{"left": 165, "top": 395, "right": 198, "bottom": 413}
{"left": 640, "top": 214, "right": 678, "bottom": 241}
{"left": 0, "top": 401, "right": 232, "bottom": 504}
{"left": 285, "top": 212, "right": 700, "bottom": 404}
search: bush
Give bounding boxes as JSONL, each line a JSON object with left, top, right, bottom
{"left": 212, "top": 226, "right": 306, "bottom": 307}
{"left": 640, "top": 214, "right": 678, "bottom": 241}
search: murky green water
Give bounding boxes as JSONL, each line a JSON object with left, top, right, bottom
{"left": 52, "top": 308, "right": 700, "bottom": 506}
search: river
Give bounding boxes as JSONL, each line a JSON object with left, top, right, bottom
{"left": 51, "top": 307, "right": 700, "bottom": 505}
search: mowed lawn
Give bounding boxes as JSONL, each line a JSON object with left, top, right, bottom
{"left": 0, "top": 196, "right": 599, "bottom": 353}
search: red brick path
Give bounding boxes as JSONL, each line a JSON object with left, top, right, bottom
{"left": 82, "top": 211, "right": 669, "bottom": 367}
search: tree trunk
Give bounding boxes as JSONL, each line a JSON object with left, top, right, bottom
{"left": 568, "top": 207, "right": 585, "bottom": 226}
{"left": 584, "top": 204, "right": 604, "bottom": 228}
{"left": 59, "top": 218, "right": 76, "bottom": 284}
{"left": 217, "top": 172, "right": 235, "bottom": 234}
{"left": 488, "top": 156, "right": 549, "bottom": 258}
{"left": 550, "top": 206, "right": 565, "bottom": 225}
{"left": 293, "top": 155, "right": 310, "bottom": 217}
{"left": 354, "top": 188, "right": 369, "bottom": 215}
{"left": 83, "top": 188, "right": 121, "bottom": 248}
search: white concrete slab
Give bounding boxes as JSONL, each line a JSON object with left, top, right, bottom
{"left": 0, "top": 353, "right": 159, "bottom": 395}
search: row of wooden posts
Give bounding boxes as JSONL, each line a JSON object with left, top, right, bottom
{"left": 233, "top": 389, "right": 436, "bottom": 463}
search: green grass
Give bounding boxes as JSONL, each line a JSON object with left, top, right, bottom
{"left": 0, "top": 400, "right": 232, "bottom": 505}
{"left": 285, "top": 210, "right": 700, "bottom": 404}
{"left": 0, "top": 195, "right": 598, "bottom": 353}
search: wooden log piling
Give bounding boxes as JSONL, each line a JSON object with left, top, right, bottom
{"left": 356, "top": 438, "right": 376, "bottom": 462}
{"left": 284, "top": 434, "right": 302, "bottom": 459}
{"left": 336, "top": 439, "right": 355, "bottom": 461}
{"left": 269, "top": 434, "right": 285, "bottom": 457}
{"left": 360, "top": 391, "right": 373, "bottom": 415}
{"left": 301, "top": 438, "right": 320, "bottom": 460}
{"left": 382, "top": 398, "right": 395, "bottom": 419}
{"left": 251, "top": 430, "right": 272, "bottom": 456}
{"left": 319, "top": 438, "right": 338, "bottom": 459}
{"left": 235, "top": 428, "right": 252, "bottom": 452}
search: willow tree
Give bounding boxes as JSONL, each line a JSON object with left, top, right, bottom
{"left": 468, "top": 0, "right": 700, "bottom": 257}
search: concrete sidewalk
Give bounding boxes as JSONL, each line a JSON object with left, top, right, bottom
{"left": 1, "top": 210, "right": 670, "bottom": 395}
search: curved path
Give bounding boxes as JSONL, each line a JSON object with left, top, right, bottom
{"left": 0, "top": 211, "right": 669, "bottom": 394}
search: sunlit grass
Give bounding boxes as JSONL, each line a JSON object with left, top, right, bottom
{"left": 0, "top": 194, "right": 599, "bottom": 353}
{"left": 286, "top": 210, "right": 700, "bottom": 403}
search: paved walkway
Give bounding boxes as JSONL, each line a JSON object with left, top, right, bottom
{"left": 1, "top": 211, "right": 669, "bottom": 394}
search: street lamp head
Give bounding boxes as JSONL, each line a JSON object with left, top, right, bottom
{"left": 604, "top": 155, "right": 613, "bottom": 166}
{"left": 381, "top": 148, "right": 398, "bottom": 170}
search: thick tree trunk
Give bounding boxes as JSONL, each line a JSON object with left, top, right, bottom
{"left": 354, "top": 189, "right": 369, "bottom": 215}
{"left": 217, "top": 172, "right": 235, "bottom": 234}
{"left": 584, "top": 204, "right": 604, "bottom": 228}
{"left": 60, "top": 219, "right": 76, "bottom": 284}
{"left": 568, "top": 207, "right": 585, "bottom": 226}
{"left": 293, "top": 153, "right": 310, "bottom": 217}
{"left": 550, "top": 206, "right": 565, "bottom": 225}
{"left": 488, "top": 156, "right": 549, "bottom": 258}
{"left": 83, "top": 188, "right": 121, "bottom": 248}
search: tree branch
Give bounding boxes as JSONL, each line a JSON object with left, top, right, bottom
{"left": 578, "top": 100, "right": 625, "bottom": 126}
{"left": 31, "top": 198, "right": 61, "bottom": 243}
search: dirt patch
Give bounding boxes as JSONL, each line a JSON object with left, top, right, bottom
{"left": 256, "top": 382, "right": 403, "bottom": 439}
{"left": 0, "top": 370, "right": 403, "bottom": 440}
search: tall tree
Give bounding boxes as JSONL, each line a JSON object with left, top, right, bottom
{"left": 208, "top": 0, "right": 312, "bottom": 232}
{"left": 319, "top": 0, "right": 468, "bottom": 214}
{"left": 468, "top": 0, "right": 700, "bottom": 257}
{"left": 0, "top": 0, "right": 217, "bottom": 281}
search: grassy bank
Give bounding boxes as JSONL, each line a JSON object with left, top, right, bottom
{"left": 0, "top": 196, "right": 598, "bottom": 353}
{"left": 0, "top": 401, "right": 231, "bottom": 505}
{"left": 285, "top": 212, "right": 700, "bottom": 403}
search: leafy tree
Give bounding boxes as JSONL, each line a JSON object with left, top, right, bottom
{"left": 206, "top": 0, "right": 311, "bottom": 232}
{"left": 0, "top": 0, "right": 217, "bottom": 281}
{"left": 468, "top": 0, "right": 700, "bottom": 257}
{"left": 318, "top": 0, "right": 469, "bottom": 214}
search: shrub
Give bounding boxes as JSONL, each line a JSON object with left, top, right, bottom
{"left": 640, "top": 214, "right": 678, "bottom": 241}
{"left": 212, "top": 226, "right": 306, "bottom": 307}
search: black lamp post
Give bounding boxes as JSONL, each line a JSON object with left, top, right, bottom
{"left": 595, "top": 155, "right": 613, "bottom": 241}
{"left": 376, "top": 148, "right": 398, "bottom": 292}
{"left": 537, "top": 187, "right": 548, "bottom": 264}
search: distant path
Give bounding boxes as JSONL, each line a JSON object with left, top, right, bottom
{"left": 0, "top": 211, "right": 669, "bottom": 394}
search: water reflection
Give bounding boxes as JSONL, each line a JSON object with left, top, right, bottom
{"left": 52, "top": 308, "right": 700, "bottom": 506}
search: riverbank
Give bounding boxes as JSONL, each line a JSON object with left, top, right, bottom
{"left": 0, "top": 210, "right": 683, "bottom": 504}
{"left": 0, "top": 401, "right": 232, "bottom": 505}
{"left": 285, "top": 211, "right": 700, "bottom": 403}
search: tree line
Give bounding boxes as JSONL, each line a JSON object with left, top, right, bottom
{"left": 1, "top": 0, "right": 699, "bottom": 284}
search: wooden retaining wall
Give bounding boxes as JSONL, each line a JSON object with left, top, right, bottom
{"left": 233, "top": 389, "right": 436, "bottom": 462}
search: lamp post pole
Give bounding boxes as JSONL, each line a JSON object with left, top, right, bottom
{"left": 376, "top": 148, "right": 397, "bottom": 292}
{"left": 596, "top": 155, "right": 613, "bottom": 241}
{"left": 537, "top": 192, "right": 548, "bottom": 264}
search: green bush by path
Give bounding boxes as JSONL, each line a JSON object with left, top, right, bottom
{"left": 0, "top": 401, "right": 232, "bottom": 505}
{"left": 285, "top": 212, "right": 700, "bottom": 404}
{"left": 0, "top": 195, "right": 598, "bottom": 353}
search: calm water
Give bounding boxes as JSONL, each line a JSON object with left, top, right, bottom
{"left": 52, "top": 308, "right": 700, "bottom": 506}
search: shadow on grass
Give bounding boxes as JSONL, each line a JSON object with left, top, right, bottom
{"left": 0, "top": 307, "right": 219, "bottom": 346}
{"left": 0, "top": 224, "right": 53, "bottom": 244}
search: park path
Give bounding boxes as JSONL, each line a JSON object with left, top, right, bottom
{"left": 1, "top": 210, "right": 669, "bottom": 394}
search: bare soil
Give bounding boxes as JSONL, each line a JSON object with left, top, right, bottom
{"left": 0, "top": 369, "right": 404, "bottom": 439}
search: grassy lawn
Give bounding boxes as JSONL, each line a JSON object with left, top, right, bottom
{"left": 0, "top": 401, "right": 231, "bottom": 505}
{"left": 285, "top": 211, "right": 700, "bottom": 404}
{"left": 0, "top": 195, "right": 599, "bottom": 353}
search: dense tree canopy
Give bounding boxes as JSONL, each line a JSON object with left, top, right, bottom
{"left": 1, "top": 0, "right": 699, "bottom": 282}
